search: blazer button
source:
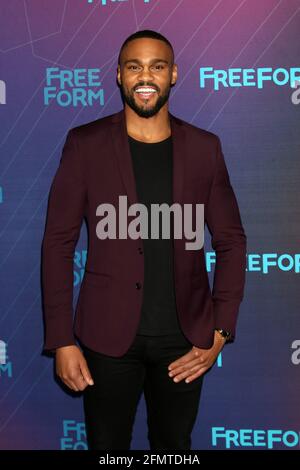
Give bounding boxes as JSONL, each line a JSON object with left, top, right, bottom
{"left": 138, "top": 247, "right": 143, "bottom": 254}
{"left": 135, "top": 282, "right": 142, "bottom": 289}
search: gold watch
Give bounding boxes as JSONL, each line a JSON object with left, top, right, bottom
{"left": 215, "top": 328, "right": 231, "bottom": 342}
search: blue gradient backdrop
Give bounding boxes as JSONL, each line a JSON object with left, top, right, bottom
{"left": 0, "top": 0, "right": 299, "bottom": 450}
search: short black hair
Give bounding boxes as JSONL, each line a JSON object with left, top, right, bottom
{"left": 118, "top": 29, "right": 174, "bottom": 66}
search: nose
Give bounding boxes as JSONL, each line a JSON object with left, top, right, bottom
{"left": 137, "top": 65, "right": 155, "bottom": 82}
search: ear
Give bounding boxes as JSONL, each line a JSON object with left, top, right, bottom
{"left": 171, "top": 63, "right": 178, "bottom": 85}
{"left": 117, "top": 65, "right": 121, "bottom": 86}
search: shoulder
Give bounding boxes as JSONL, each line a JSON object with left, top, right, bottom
{"left": 67, "top": 110, "right": 119, "bottom": 140}
{"left": 172, "top": 113, "right": 220, "bottom": 149}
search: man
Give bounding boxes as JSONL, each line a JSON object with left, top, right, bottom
{"left": 41, "top": 30, "right": 247, "bottom": 450}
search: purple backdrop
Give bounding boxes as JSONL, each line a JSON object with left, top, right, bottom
{"left": 0, "top": 0, "right": 300, "bottom": 450}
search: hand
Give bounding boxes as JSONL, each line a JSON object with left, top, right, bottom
{"left": 167, "top": 331, "right": 226, "bottom": 384}
{"left": 56, "top": 345, "right": 94, "bottom": 392}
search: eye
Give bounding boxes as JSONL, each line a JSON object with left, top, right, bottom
{"left": 128, "top": 65, "right": 139, "bottom": 70}
{"left": 153, "top": 65, "right": 164, "bottom": 70}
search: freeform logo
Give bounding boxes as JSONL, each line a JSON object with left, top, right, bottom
{"left": 246, "top": 253, "right": 300, "bottom": 273}
{"left": 44, "top": 68, "right": 104, "bottom": 107}
{"left": 212, "top": 427, "right": 300, "bottom": 449}
{"left": 87, "top": 0, "right": 150, "bottom": 4}
{"left": 199, "top": 67, "right": 300, "bottom": 91}
{"left": 206, "top": 252, "right": 300, "bottom": 273}
{"left": 0, "top": 340, "right": 7, "bottom": 365}
{"left": 0, "top": 80, "right": 6, "bottom": 104}
{"left": 74, "top": 250, "right": 87, "bottom": 287}
{"left": 291, "top": 340, "right": 300, "bottom": 365}
{"left": 60, "top": 420, "right": 87, "bottom": 450}
{"left": 95, "top": 196, "right": 204, "bottom": 250}
{"left": 0, "top": 340, "right": 12, "bottom": 378}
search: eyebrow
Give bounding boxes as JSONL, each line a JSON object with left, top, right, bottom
{"left": 123, "top": 58, "right": 169, "bottom": 65}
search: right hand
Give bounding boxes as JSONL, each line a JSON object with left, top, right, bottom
{"left": 55, "top": 345, "right": 94, "bottom": 392}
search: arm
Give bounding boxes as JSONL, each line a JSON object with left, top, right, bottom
{"left": 166, "top": 136, "right": 247, "bottom": 384}
{"left": 205, "top": 136, "right": 247, "bottom": 341}
{"left": 41, "top": 129, "right": 86, "bottom": 352}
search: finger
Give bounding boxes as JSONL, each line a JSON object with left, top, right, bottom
{"left": 184, "top": 366, "right": 207, "bottom": 383}
{"left": 73, "top": 373, "right": 89, "bottom": 391}
{"left": 171, "top": 363, "right": 206, "bottom": 383}
{"left": 62, "top": 377, "right": 80, "bottom": 392}
{"left": 168, "top": 349, "right": 199, "bottom": 370}
{"left": 70, "top": 383, "right": 80, "bottom": 392}
{"left": 168, "top": 356, "right": 206, "bottom": 377}
{"left": 79, "top": 360, "right": 94, "bottom": 386}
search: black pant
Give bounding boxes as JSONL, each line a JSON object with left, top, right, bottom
{"left": 82, "top": 331, "right": 204, "bottom": 450}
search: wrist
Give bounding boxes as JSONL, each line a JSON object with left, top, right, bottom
{"left": 214, "top": 328, "right": 231, "bottom": 343}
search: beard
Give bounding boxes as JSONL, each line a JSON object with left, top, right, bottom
{"left": 120, "top": 82, "right": 172, "bottom": 118}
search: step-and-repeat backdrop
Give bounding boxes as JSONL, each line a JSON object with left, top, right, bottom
{"left": 0, "top": 0, "right": 299, "bottom": 450}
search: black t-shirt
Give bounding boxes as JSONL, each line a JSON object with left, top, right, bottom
{"left": 128, "top": 134, "right": 183, "bottom": 335}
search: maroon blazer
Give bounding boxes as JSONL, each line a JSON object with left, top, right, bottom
{"left": 41, "top": 108, "right": 247, "bottom": 356}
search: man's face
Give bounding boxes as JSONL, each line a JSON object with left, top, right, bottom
{"left": 117, "top": 38, "right": 177, "bottom": 118}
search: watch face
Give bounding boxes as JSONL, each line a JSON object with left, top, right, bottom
{"left": 218, "top": 329, "right": 230, "bottom": 338}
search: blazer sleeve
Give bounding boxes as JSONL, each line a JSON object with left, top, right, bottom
{"left": 41, "top": 129, "right": 86, "bottom": 353}
{"left": 205, "top": 136, "right": 247, "bottom": 341}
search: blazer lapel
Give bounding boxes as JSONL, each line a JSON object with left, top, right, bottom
{"left": 110, "top": 109, "right": 139, "bottom": 207}
{"left": 170, "top": 111, "right": 186, "bottom": 207}
{"left": 110, "top": 108, "right": 186, "bottom": 209}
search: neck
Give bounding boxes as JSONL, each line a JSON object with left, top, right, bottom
{"left": 124, "top": 104, "right": 171, "bottom": 143}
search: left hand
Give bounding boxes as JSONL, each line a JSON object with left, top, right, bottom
{"left": 167, "top": 330, "right": 226, "bottom": 384}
